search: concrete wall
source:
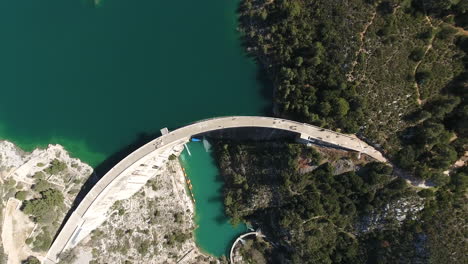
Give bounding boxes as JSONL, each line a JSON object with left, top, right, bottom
{"left": 45, "top": 140, "right": 187, "bottom": 263}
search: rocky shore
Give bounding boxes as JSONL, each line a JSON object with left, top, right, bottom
{"left": 0, "top": 141, "right": 93, "bottom": 264}
{"left": 0, "top": 140, "right": 217, "bottom": 264}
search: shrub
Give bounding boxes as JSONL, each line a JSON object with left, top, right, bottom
{"left": 418, "top": 189, "right": 434, "bottom": 198}
{"left": 22, "top": 256, "right": 40, "bottom": 264}
{"left": 44, "top": 159, "right": 67, "bottom": 175}
{"left": 32, "top": 179, "right": 51, "bottom": 193}
{"left": 136, "top": 240, "right": 151, "bottom": 255}
{"left": 32, "top": 171, "right": 45, "bottom": 180}
{"left": 15, "top": 191, "right": 28, "bottom": 201}
{"left": 22, "top": 189, "right": 64, "bottom": 223}
{"left": 332, "top": 98, "right": 350, "bottom": 117}
{"left": 57, "top": 249, "right": 77, "bottom": 264}
{"left": 173, "top": 212, "right": 183, "bottom": 223}
{"left": 409, "top": 48, "right": 426, "bottom": 61}
{"left": 418, "top": 29, "right": 435, "bottom": 41}
{"left": 165, "top": 231, "right": 191, "bottom": 246}
{"left": 5, "top": 178, "right": 16, "bottom": 188}
{"left": 32, "top": 229, "right": 52, "bottom": 252}
{"left": 377, "top": 1, "right": 394, "bottom": 15}
{"left": 437, "top": 26, "right": 458, "bottom": 40}
{"left": 415, "top": 71, "right": 432, "bottom": 85}
{"left": 118, "top": 208, "right": 125, "bottom": 216}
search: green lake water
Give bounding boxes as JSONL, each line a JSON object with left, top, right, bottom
{"left": 0, "top": 0, "right": 263, "bottom": 257}
{"left": 180, "top": 141, "right": 247, "bottom": 257}
{"left": 0, "top": 0, "right": 268, "bottom": 167}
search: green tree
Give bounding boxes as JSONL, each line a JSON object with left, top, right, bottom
{"left": 44, "top": 159, "right": 67, "bottom": 175}
{"left": 430, "top": 144, "right": 458, "bottom": 169}
{"left": 58, "top": 250, "right": 77, "bottom": 264}
{"left": 332, "top": 98, "right": 350, "bottom": 117}
{"left": 260, "top": 9, "right": 268, "bottom": 21}
{"left": 318, "top": 102, "right": 332, "bottom": 116}
{"left": 32, "top": 179, "right": 51, "bottom": 193}
{"left": 415, "top": 71, "right": 432, "bottom": 85}
{"left": 32, "top": 229, "right": 52, "bottom": 251}
{"left": 409, "top": 47, "right": 425, "bottom": 61}
{"left": 294, "top": 56, "right": 303, "bottom": 67}
{"left": 396, "top": 146, "right": 417, "bottom": 169}
{"left": 15, "top": 191, "right": 28, "bottom": 201}
{"left": 22, "top": 256, "right": 40, "bottom": 264}
{"left": 283, "top": 1, "right": 302, "bottom": 18}
{"left": 22, "top": 189, "right": 64, "bottom": 223}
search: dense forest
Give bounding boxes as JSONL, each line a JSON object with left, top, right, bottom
{"left": 217, "top": 0, "right": 468, "bottom": 263}
{"left": 215, "top": 141, "right": 467, "bottom": 263}
{"left": 239, "top": 0, "right": 467, "bottom": 184}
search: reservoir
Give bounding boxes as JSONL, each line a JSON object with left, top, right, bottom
{"left": 180, "top": 140, "right": 247, "bottom": 257}
{"left": 0, "top": 0, "right": 262, "bottom": 258}
{"left": 0, "top": 0, "right": 268, "bottom": 166}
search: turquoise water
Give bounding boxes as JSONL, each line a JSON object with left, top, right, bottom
{"left": 180, "top": 141, "right": 247, "bottom": 257}
{"left": 0, "top": 0, "right": 262, "bottom": 257}
{"left": 0, "top": 0, "right": 268, "bottom": 167}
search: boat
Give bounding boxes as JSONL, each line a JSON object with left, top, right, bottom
{"left": 191, "top": 138, "right": 202, "bottom": 142}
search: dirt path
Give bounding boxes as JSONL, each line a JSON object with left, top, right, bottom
{"left": 454, "top": 26, "right": 468, "bottom": 36}
{"left": 347, "top": 9, "right": 378, "bottom": 81}
{"left": 444, "top": 15, "right": 468, "bottom": 36}
{"left": 412, "top": 16, "right": 438, "bottom": 105}
{"left": 1, "top": 198, "right": 35, "bottom": 264}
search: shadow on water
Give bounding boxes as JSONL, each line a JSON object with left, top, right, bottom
{"left": 206, "top": 195, "right": 223, "bottom": 204}
{"left": 235, "top": 3, "right": 274, "bottom": 117}
{"left": 52, "top": 3, "right": 276, "bottom": 248}
{"left": 212, "top": 172, "right": 225, "bottom": 183}
{"left": 215, "top": 214, "right": 230, "bottom": 225}
{"left": 236, "top": 18, "right": 274, "bottom": 116}
{"left": 254, "top": 64, "right": 275, "bottom": 116}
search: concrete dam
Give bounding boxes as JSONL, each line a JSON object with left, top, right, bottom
{"left": 44, "top": 116, "right": 386, "bottom": 263}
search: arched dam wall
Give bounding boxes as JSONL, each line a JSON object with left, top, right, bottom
{"left": 44, "top": 116, "right": 385, "bottom": 263}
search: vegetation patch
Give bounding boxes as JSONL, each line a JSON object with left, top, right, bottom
{"left": 43, "top": 159, "right": 67, "bottom": 175}
{"left": 22, "top": 188, "right": 64, "bottom": 223}
{"left": 216, "top": 140, "right": 419, "bottom": 262}
{"left": 237, "top": 3, "right": 467, "bottom": 261}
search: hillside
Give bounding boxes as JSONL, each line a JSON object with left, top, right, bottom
{"left": 239, "top": 0, "right": 467, "bottom": 184}
{"left": 0, "top": 141, "right": 93, "bottom": 264}
{"left": 227, "top": 0, "right": 468, "bottom": 263}
{"left": 215, "top": 139, "right": 467, "bottom": 263}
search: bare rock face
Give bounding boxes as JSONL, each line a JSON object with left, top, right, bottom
{"left": 357, "top": 197, "right": 424, "bottom": 233}
{"left": 0, "top": 140, "right": 93, "bottom": 264}
{"left": 0, "top": 141, "right": 26, "bottom": 175}
{"left": 332, "top": 158, "right": 356, "bottom": 175}
{"left": 0, "top": 141, "right": 93, "bottom": 188}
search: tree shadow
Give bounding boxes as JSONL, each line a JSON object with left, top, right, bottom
{"left": 207, "top": 194, "right": 223, "bottom": 204}
{"left": 256, "top": 64, "right": 275, "bottom": 116}
{"left": 235, "top": 3, "right": 274, "bottom": 117}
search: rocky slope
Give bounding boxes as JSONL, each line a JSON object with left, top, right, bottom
{"left": 73, "top": 158, "right": 218, "bottom": 264}
{"left": 0, "top": 141, "right": 93, "bottom": 264}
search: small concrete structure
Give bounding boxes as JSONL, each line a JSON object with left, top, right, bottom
{"left": 44, "top": 116, "right": 386, "bottom": 263}
{"left": 160, "top": 127, "right": 169, "bottom": 135}
{"left": 229, "top": 232, "right": 261, "bottom": 263}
